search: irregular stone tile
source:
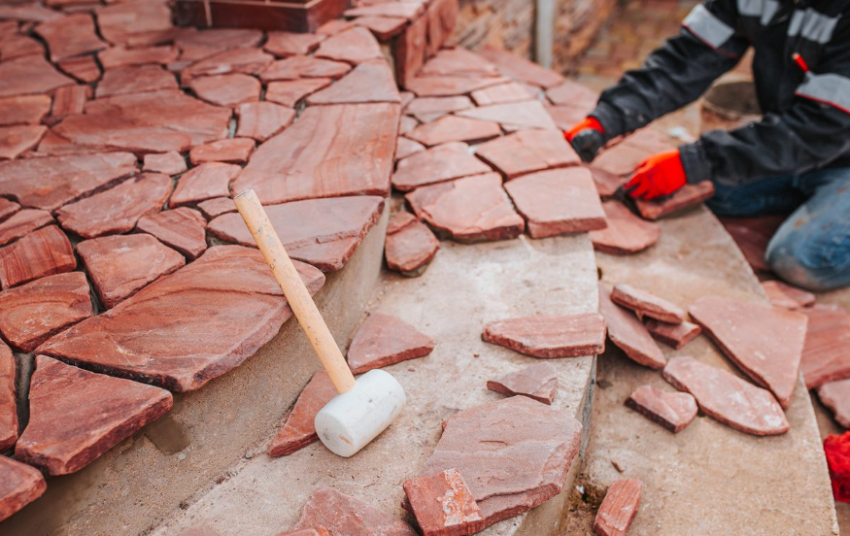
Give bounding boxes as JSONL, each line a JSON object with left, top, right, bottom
{"left": 0, "top": 55, "right": 74, "bottom": 99}
{"left": 594, "top": 479, "right": 642, "bottom": 536}
{"left": 37, "top": 246, "right": 325, "bottom": 391}
{"left": 234, "top": 103, "right": 399, "bottom": 204}
{"left": 0, "top": 272, "right": 92, "bottom": 352}
{"left": 598, "top": 283, "right": 666, "bottom": 369}
{"left": 662, "top": 356, "right": 789, "bottom": 436}
{"left": 504, "top": 168, "right": 607, "bottom": 238}
{"left": 52, "top": 90, "right": 231, "bottom": 154}
{"left": 95, "top": 0, "right": 172, "bottom": 45}
{"left": 405, "top": 74, "right": 511, "bottom": 97}
{"left": 407, "top": 115, "right": 501, "bottom": 147}
{"left": 137, "top": 207, "right": 207, "bottom": 260}
{"left": 56, "top": 54, "right": 100, "bottom": 83}
{"left": 189, "top": 73, "right": 261, "bottom": 107}
{"left": 347, "top": 312, "right": 435, "bottom": 374}
{"left": 482, "top": 313, "right": 606, "bottom": 358}
{"left": 590, "top": 200, "right": 660, "bottom": 255}
{"left": 317, "top": 18, "right": 355, "bottom": 35}
{"left": 611, "top": 284, "right": 685, "bottom": 324}
{"left": 306, "top": 60, "right": 400, "bottom": 105}
{"left": 197, "top": 197, "right": 236, "bottom": 220}
{"left": 180, "top": 47, "right": 274, "bottom": 86}
{"left": 425, "top": 0, "right": 458, "bottom": 55}
{"left": 470, "top": 82, "right": 536, "bottom": 106}
{"left": 396, "top": 137, "right": 425, "bottom": 161}
{"left": 689, "top": 296, "right": 807, "bottom": 408}
{"left": 392, "top": 142, "right": 491, "bottom": 191}
{"left": 56, "top": 173, "right": 172, "bottom": 239}
{"left": 634, "top": 181, "right": 715, "bottom": 220}
{"left": 15, "top": 356, "right": 173, "bottom": 475}
{"left": 0, "top": 225, "right": 75, "bottom": 289}
{"left": 35, "top": 13, "right": 106, "bottom": 62}
{"left": 0, "top": 209, "right": 53, "bottom": 247}
{"left": 353, "top": 16, "right": 407, "bottom": 40}
{"left": 474, "top": 129, "right": 579, "bottom": 179}
{"left": 0, "top": 340, "right": 16, "bottom": 450}
{"left": 0, "top": 199, "right": 20, "bottom": 223}
{"left": 170, "top": 162, "right": 239, "bottom": 208}
{"left": 800, "top": 305, "right": 850, "bottom": 389}
{"left": 47, "top": 84, "right": 90, "bottom": 124}
{"left": 189, "top": 138, "right": 254, "bottom": 166}
{"left": 457, "top": 100, "right": 556, "bottom": 131}
{"left": 208, "top": 196, "right": 384, "bottom": 272}
{"left": 400, "top": 115, "right": 419, "bottom": 136}
{"left": 626, "top": 385, "right": 697, "bottom": 433}
{"left": 264, "top": 31, "right": 325, "bottom": 58}
{"left": 0, "top": 125, "right": 46, "bottom": 160}
{"left": 143, "top": 151, "right": 187, "bottom": 175}
{"left": 345, "top": 2, "right": 424, "bottom": 18}
{"left": 417, "top": 396, "right": 582, "bottom": 529}
{"left": 0, "top": 95, "right": 51, "bottom": 127}
{"left": 0, "top": 455, "right": 46, "bottom": 523}
{"left": 405, "top": 96, "right": 473, "bottom": 123}
{"left": 644, "top": 319, "right": 701, "bottom": 350}
{"left": 235, "top": 102, "right": 295, "bottom": 142}
{"left": 385, "top": 212, "right": 440, "bottom": 276}
{"left": 487, "top": 362, "right": 558, "bottom": 404}
{"left": 0, "top": 33, "right": 43, "bottom": 61}
{"left": 819, "top": 379, "right": 850, "bottom": 428}
{"left": 545, "top": 103, "right": 590, "bottom": 132}
{"left": 295, "top": 487, "right": 417, "bottom": 536}
{"left": 477, "top": 47, "right": 564, "bottom": 88}
{"left": 314, "top": 27, "right": 383, "bottom": 65}
{"left": 718, "top": 215, "right": 784, "bottom": 273}
{"left": 404, "top": 468, "right": 484, "bottom": 536}
{"left": 406, "top": 173, "right": 524, "bottom": 242}
{"left": 761, "top": 280, "right": 816, "bottom": 310}
{"left": 98, "top": 45, "right": 178, "bottom": 70}
{"left": 546, "top": 79, "right": 599, "bottom": 107}
{"left": 259, "top": 56, "right": 351, "bottom": 83}
{"left": 174, "top": 28, "right": 263, "bottom": 63}
{"left": 95, "top": 65, "right": 178, "bottom": 98}
{"left": 124, "top": 27, "right": 182, "bottom": 49}
{"left": 419, "top": 48, "right": 500, "bottom": 78}
{"left": 268, "top": 370, "right": 336, "bottom": 457}
{"left": 396, "top": 14, "right": 427, "bottom": 87}
{"left": 0, "top": 152, "right": 137, "bottom": 212}
{"left": 265, "top": 78, "right": 333, "bottom": 108}
{"left": 78, "top": 233, "right": 184, "bottom": 309}
{"left": 0, "top": 4, "right": 63, "bottom": 23}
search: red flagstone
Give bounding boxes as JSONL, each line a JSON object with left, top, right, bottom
{"left": 718, "top": 215, "right": 784, "bottom": 273}
{"left": 264, "top": 31, "right": 325, "bottom": 57}
{"left": 482, "top": 313, "right": 606, "bottom": 358}
{"left": 404, "top": 468, "right": 484, "bottom": 536}
{"left": 611, "top": 284, "right": 685, "bottom": 324}
{"left": 235, "top": 102, "right": 295, "bottom": 142}
{"left": 347, "top": 312, "right": 435, "bottom": 374}
{"left": 0, "top": 125, "right": 46, "bottom": 160}
{"left": 57, "top": 55, "right": 100, "bottom": 83}
{"left": 819, "top": 379, "right": 850, "bottom": 428}
{"left": 546, "top": 103, "right": 592, "bottom": 132}
{"left": 405, "top": 74, "right": 511, "bottom": 97}
{"left": 189, "top": 138, "right": 255, "bottom": 166}
{"left": 95, "top": 0, "right": 172, "bottom": 45}
{"left": 124, "top": 28, "right": 182, "bottom": 49}
{"left": 689, "top": 296, "right": 807, "bottom": 408}
{"left": 800, "top": 305, "right": 850, "bottom": 389}
{"left": 98, "top": 45, "right": 179, "bottom": 70}
{"left": 37, "top": 246, "right": 325, "bottom": 392}
{"left": 598, "top": 283, "right": 666, "bottom": 369}
{"left": 504, "top": 168, "right": 607, "bottom": 238}
{"left": 590, "top": 201, "right": 660, "bottom": 255}
{"left": 0, "top": 199, "right": 20, "bottom": 223}
{"left": 78, "top": 233, "right": 184, "bottom": 309}
{"left": 644, "top": 319, "right": 701, "bottom": 350}
{"left": 385, "top": 212, "right": 440, "bottom": 276}
{"left": 197, "top": 197, "right": 237, "bottom": 220}
{"left": 345, "top": 2, "right": 424, "bottom": 18}
{"left": 353, "top": 16, "right": 407, "bottom": 40}
{"left": 234, "top": 103, "right": 399, "bottom": 204}
{"left": 259, "top": 56, "right": 351, "bottom": 83}
{"left": 457, "top": 100, "right": 557, "bottom": 131}
{"left": 307, "top": 60, "right": 400, "bottom": 105}
{"left": 95, "top": 65, "right": 178, "bottom": 98}
{"left": 0, "top": 340, "right": 16, "bottom": 450}
{"left": 47, "top": 84, "right": 90, "bottom": 124}
{"left": 419, "top": 48, "right": 500, "bottom": 78}
{"left": 174, "top": 28, "right": 263, "bottom": 63}
{"left": 15, "top": 356, "right": 173, "bottom": 475}
{"left": 314, "top": 27, "right": 383, "bottom": 65}
{"left": 626, "top": 385, "right": 697, "bottom": 433}
{"left": 295, "top": 487, "right": 417, "bottom": 536}
{"left": 761, "top": 280, "right": 816, "bottom": 310}
{"left": 0, "top": 455, "right": 46, "bottom": 523}
{"left": 392, "top": 142, "right": 491, "bottom": 191}
{"left": 487, "top": 362, "right": 559, "bottom": 404}
{"left": 546, "top": 79, "right": 599, "bottom": 107}
{"left": 662, "top": 356, "right": 789, "bottom": 436}
{"left": 474, "top": 129, "right": 579, "bottom": 180}
{"left": 594, "top": 479, "right": 642, "bottom": 536}
{"left": 407, "top": 115, "right": 501, "bottom": 147}
{"left": 180, "top": 47, "right": 274, "bottom": 86}
{"left": 0, "top": 95, "right": 51, "bottom": 127}
{"left": 634, "top": 181, "right": 715, "bottom": 220}
{"left": 0, "top": 272, "right": 92, "bottom": 352}
{"left": 56, "top": 173, "right": 172, "bottom": 239}
{"left": 137, "top": 207, "right": 207, "bottom": 260}
{"left": 477, "top": 47, "right": 564, "bottom": 89}
{"left": 396, "top": 137, "right": 426, "bottom": 161}
{"left": 35, "top": 13, "right": 106, "bottom": 62}
{"left": 470, "top": 82, "right": 536, "bottom": 106}
{"left": 143, "top": 151, "right": 187, "bottom": 175}
{"left": 189, "top": 73, "right": 261, "bottom": 107}
{"left": 0, "top": 34, "right": 43, "bottom": 61}
{"left": 0, "top": 209, "right": 54, "bottom": 247}
{"left": 406, "top": 173, "right": 525, "bottom": 242}
{"left": 425, "top": 0, "right": 458, "bottom": 55}
{"left": 170, "top": 163, "right": 240, "bottom": 207}
{"left": 396, "top": 14, "right": 427, "bottom": 87}
{"left": 269, "top": 370, "right": 336, "bottom": 457}
{"left": 0, "top": 4, "right": 63, "bottom": 22}
{"left": 265, "top": 78, "right": 334, "bottom": 107}
{"left": 406, "top": 96, "right": 474, "bottom": 123}
{"left": 0, "top": 225, "right": 76, "bottom": 289}
{"left": 400, "top": 115, "right": 419, "bottom": 135}
{"left": 317, "top": 18, "right": 355, "bottom": 35}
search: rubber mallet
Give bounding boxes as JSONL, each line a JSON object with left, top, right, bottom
{"left": 235, "top": 189, "right": 406, "bottom": 457}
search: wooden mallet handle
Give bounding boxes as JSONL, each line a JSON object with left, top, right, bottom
{"left": 234, "top": 189, "right": 356, "bottom": 394}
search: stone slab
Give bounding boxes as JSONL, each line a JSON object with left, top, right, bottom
{"left": 0, "top": 200, "right": 19, "bottom": 224}
{"left": 264, "top": 31, "right": 325, "bottom": 58}
{"left": 0, "top": 95, "right": 51, "bottom": 127}
{"left": 35, "top": 12, "right": 106, "bottom": 62}
{"left": 306, "top": 60, "right": 400, "bottom": 105}
{"left": 295, "top": 487, "right": 417, "bottom": 535}
{"left": 95, "top": 65, "right": 178, "bottom": 98}
{"left": 265, "top": 78, "right": 333, "bottom": 107}
{"left": 179, "top": 47, "right": 273, "bottom": 86}
{"left": 0, "top": 209, "right": 54, "bottom": 247}
{"left": 407, "top": 115, "right": 501, "bottom": 147}
{"left": 57, "top": 55, "right": 101, "bottom": 84}
{"left": 174, "top": 28, "right": 263, "bottom": 63}
{"left": 0, "top": 225, "right": 76, "bottom": 289}
{"left": 819, "top": 379, "right": 850, "bottom": 429}
{"left": 235, "top": 102, "right": 295, "bottom": 142}
{"left": 625, "top": 385, "right": 697, "bottom": 433}
{"left": 611, "top": 284, "right": 685, "bottom": 324}
{"left": 477, "top": 47, "right": 564, "bottom": 89}
{"left": 189, "top": 73, "right": 260, "bottom": 107}
{"left": 189, "top": 138, "right": 255, "bottom": 166}
{"left": 95, "top": 0, "right": 172, "bottom": 46}
{"left": 634, "top": 181, "right": 715, "bottom": 220}
{"left": 268, "top": 371, "right": 336, "bottom": 457}
{"left": 396, "top": 137, "right": 426, "bottom": 161}
{"left": 0, "top": 455, "right": 46, "bottom": 523}
{"left": 487, "top": 362, "right": 558, "bottom": 404}
{"left": 0, "top": 341, "right": 16, "bottom": 450}
{"left": 482, "top": 313, "right": 606, "bottom": 358}
{"left": 471, "top": 82, "right": 536, "bottom": 106}
{"left": 474, "top": 129, "right": 579, "bottom": 179}
{"left": 0, "top": 55, "right": 73, "bottom": 99}
{"left": 347, "top": 312, "right": 435, "bottom": 374}
{"left": 0, "top": 34, "right": 43, "bottom": 62}
{"left": 590, "top": 201, "right": 659, "bottom": 255}
{"left": 313, "top": 27, "right": 383, "bottom": 65}
{"left": 171, "top": 163, "right": 240, "bottom": 208}
{"left": 405, "top": 75, "right": 511, "bottom": 98}
{"left": 644, "top": 319, "right": 701, "bottom": 350}
{"left": 197, "top": 197, "right": 236, "bottom": 220}
{"left": 259, "top": 56, "right": 350, "bottom": 83}
{"left": 593, "top": 479, "right": 642, "bottom": 536}
{"left": 47, "top": 84, "right": 89, "bottom": 123}
{"left": 404, "top": 468, "right": 484, "bottom": 536}
{"left": 136, "top": 207, "right": 208, "bottom": 260}
{"left": 456, "top": 100, "right": 557, "bottom": 131}
{"left": 598, "top": 283, "right": 665, "bottom": 369}
{"left": 98, "top": 45, "right": 178, "bottom": 70}
{"left": 384, "top": 212, "right": 440, "bottom": 276}
{"left": 144, "top": 152, "right": 187, "bottom": 176}
{"left": 762, "top": 279, "right": 816, "bottom": 310}
{"left": 392, "top": 142, "right": 491, "bottom": 191}
{"left": 406, "top": 96, "right": 474, "bottom": 123}
{"left": 800, "top": 305, "right": 850, "bottom": 389}
{"left": 353, "top": 16, "right": 407, "bottom": 40}
{"left": 0, "top": 125, "right": 46, "bottom": 160}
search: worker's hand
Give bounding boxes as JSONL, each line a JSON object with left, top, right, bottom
{"left": 624, "top": 150, "right": 687, "bottom": 200}
{"left": 565, "top": 117, "right": 605, "bottom": 163}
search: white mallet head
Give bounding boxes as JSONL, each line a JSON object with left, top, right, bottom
{"left": 314, "top": 369, "right": 406, "bottom": 457}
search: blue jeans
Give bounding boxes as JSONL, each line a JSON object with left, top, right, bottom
{"left": 707, "top": 168, "right": 850, "bottom": 291}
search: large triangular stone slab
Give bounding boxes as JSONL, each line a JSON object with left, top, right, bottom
{"left": 598, "top": 284, "right": 665, "bottom": 369}
{"left": 347, "top": 312, "right": 435, "bottom": 374}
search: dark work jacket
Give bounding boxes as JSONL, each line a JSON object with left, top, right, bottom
{"left": 590, "top": 0, "right": 850, "bottom": 186}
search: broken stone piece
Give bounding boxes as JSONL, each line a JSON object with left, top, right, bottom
{"left": 0, "top": 340, "right": 16, "bottom": 450}
{"left": 78, "top": 234, "right": 185, "bottom": 309}
{"left": 57, "top": 54, "right": 101, "bottom": 84}
{"left": 0, "top": 199, "right": 18, "bottom": 224}
{"left": 474, "top": 129, "right": 580, "bottom": 180}
{"left": 0, "top": 33, "right": 43, "bottom": 62}
{"left": 456, "top": 100, "right": 557, "bottom": 131}
{"left": 15, "top": 356, "right": 173, "bottom": 475}
{"left": 347, "top": 312, "right": 435, "bottom": 374}
{"left": 95, "top": 65, "right": 178, "bottom": 98}
{"left": 0, "top": 272, "right": 92, "bottom": 352}
{"left": 197, "top": 197, "right": 237, "bottom": 220}
{"left": 174, "top": 28, "right": 263, "bottom": 63}
{"left": 264, "top": 31, "right": 325, "bottom": 58}
{"left": 761, "top": 280, "right": 816, "bottom": 310}
{"left": 611, "top": 284, "right": 685, "bottom": 324}
{"left": 345, "top": 1, "right": 424, "bottom": 18}
{"left": 180, "top": 47, "right": 273, "bottom": 85}
{"left": 235, "top": 102, "right": 295, "bottom": 142}
{"left": 407, "top": 115, "right": 501, "bottom": 147}
{"left": 35, "top": 12, "right": 107, "bottom": 62}
{"left": 0, "top": 225, "right": 76, "bottom": 289}
{"left": 644, "top": 319, "right": 701, "bottom": 350}
{"left": 385, "top": 213, "right": 440, "bottom": 276}
{"left": 0, "top": 95, "right": 51, "bottom": 127}
{"left": 482, "top": 313, "right": 606, "bottom": 358}
{"left": 392, "top": 142, "right": 491, "bottom": 192}
{"left": 0, "top": 125, "right": 46, "bottom": 160}
{"left": 0, "top": 455, "right": 46, "bottom": 523}
{"left": 295, "top": 487, "right": 417, "bottom": 536}
{"left": 400, "top": 116, "right": 418, "bottom": 136}
{"left": 269, "top": 371, "right": 336, "bottom": 457}
{"left": 0, "top": 209, "right": 54, "bottom": 247}
{"left": 189, "top": 138, "right": 255, "bottom": 166}
{"left": 689, "top": 296, "right": 807, "bottom": 408}
{"left": 47, "top": 84, "right": 90, "bottom": 123}
{"left": 143, "top": 151, "right": 187, "bottom": 175}
{"left": 98, "top": 45, "right": 178, "bottom": 70}
{"left": 591, "top": 128, "right": 676, "bottom": 181}
{"left": 487, "top": 362, "right": 559, "bottom": 405}
{"left": 662, "top": 356, "right": 789, "bottom": 436}
{"left": 598, "top": 283, "right": 666, "bottom": 369}
{"left": 593, "top": 479, "right": 642, "bottom": 536}
{"left": 405, "top": 96, "right": 473, "bottom": 123}
{"left": 95, "top": 0, "right": 173, "bottom": 46}
{"left": 625, "top": 385, "right": 697, "bottom": 433}
{"left": 418, "top": 48, "right": 499, "bottom": 79}
{"left": 306, "top": 60, "right": 400, "bottom": 105}
{"left": 265, "top": 78, "right": 333, "bottom": 107}
{"left": 590, "top": 201, "right": 660, "bottom": 255}
{"left": 353, "top": 16, "right": 407, "bottom": 40}
{"left": 403, "top": 468, "right": 485, "bottom": 536}
{"left": 189, "top": 73, "right": 261, "bottom": 107}
{"left": 800, "top": 306, "right": 850, "bottom": 389}
{"left": 0, "top": 55, "right": 73, "bottom": 99}
{"left": 718, "top": 215, "right": 784, "bottom": 273}
{"left": 396, "top": 137, "right": 425, "bottom": 161}
{"left": 819, "top": 379, "right": 850, "bottom": 429}
{"left": 137, "top": 207, "right": 208, "bottom": 260}
{"left": 314, "top": 27, "right": 383, "bottom": 65}
{"left": 260, "top": 56, "right": 350, "bottom": 83}
{"left": 170, "top": 162, "right": 240, "bottom": 208}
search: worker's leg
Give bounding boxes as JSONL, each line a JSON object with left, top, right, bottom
{"left": 705, "top": 174, "right": 806, "bottom": 217}
{"left": 766, "top": 168, "right": 850, "bottom": 291}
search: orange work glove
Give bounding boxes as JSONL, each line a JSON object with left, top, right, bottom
{"left": 624, "top": 150, "right": 687, "bottom": 200}
{"left": 564, "top": 117, "right": 605, "bottom": 163}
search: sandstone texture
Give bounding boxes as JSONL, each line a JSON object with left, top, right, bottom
{"left": 306, "top": 60, "right": 400, "bottom": 105}
{"left": 392, "top": 142, "right": 490, "bottom": 192}
{"left": 235, "top": 102, "right": 295, "bottom": 142}
{"left": 593, "top": 479, "right": 642, "bottom": 536}
{"left": 487, "top": 362, "right": 558, "bottom": 404}
{"left": 761, "top": 280, "right": 816, "bottom": 310}
{"left": 170, "top": 163, "right": 240, "bottom": 208}
{"left": 0, "top": 455, "right": 46, "bottom": 523}
{"left": 95, "top": 65, "right": 177, "bottom": 98}
{"left": 625, "top": 385, "right": 697, "bottom": 433}
{"left": 644, "top": 319, "right": 701, "bottom": 349}
{"left": 482, "top": 313, "right": 606, "bottom": 358}
{"left": 818, "top": 379, "right": 850, "bottom": 429}
{"left": 471, "top": 82, "right": 536, "bottom": 105}
{"left": 403, "top": 468, "right": 484, "bottom": 536}
{"left": 0, "top": 95, "right": 51, "bottom": 127}
{"left": 0, "top": 341, "right": 16, "bottom": 451}
{"left": 406, "top": 96, "right": 473, "bottom": 123}
{"left": 260, "top": 56, "right": 350, "bottom": 83}
{"left": 0, "top": 209, "right": 54, "bottom": 247}
{"left": 598, "top": 283, "right": 666, "bottom": 369}
{"left": 265, "top": 78, "right": 333, "bottom": 107}
{"left": 590, "top": 201, "right": 660, "bottom": 255}
{"left": 384, "top": 212, "right": 440, "bottom": 276}
{"left": 0, "top": 56, "right": 73, "bottom": 99}
{"left": 347, "top": 312, "right": 435, "bottom": 374}
{"left": 0, "top": 125, "right": 46, "bottom": 159}
{"left": 269, "top": 371, "right": 337, "bottom": 457}
{"left": 189, "top": 73, "right": 261, "bottom": 107}
{"left": 800, "top": 305, "right": 850, "bottom": 389}
{"left": 137, "top": 207, "right": 208, "bottom": 260}
{"left": 314, "top": 27, "right": 384, "bottom": 65}
{"left": 264, "top": 31, "right": 324, "bottom": 57}
{"left": 295, "top": 487, "right": 417, "bottom": 536}
{"left": 457, "top": 100, "right": 556, "bottom": 131}
{"left": 611, "top": 284, "right": 685, "bottom": 324}
{"left": 0, "top": 225, "right": 76, "bottom": 289}
{"left": 143, "top": 151, "right": 187, "bottom": 175}
{"left": 474, "top": 129, "right": 579, "bottom": 179}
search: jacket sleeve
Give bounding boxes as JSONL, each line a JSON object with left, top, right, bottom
{"left": 680, "top": 25, "right": 850, "bottom": 185}
{"left": 590, "top": 0, "right": 750, "bottom": 140}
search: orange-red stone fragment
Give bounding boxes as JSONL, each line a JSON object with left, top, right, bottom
{"left": 594, "top": 479, "right": 642, "bottom": 536}
{"left": 347, "top": 312, "right": 435, "bottom": 374}
{"left": 482, "top": 313, "right": 606, "bottom": 358}
{"left": 487, "top": 362, "right": 558, "bottom": 404}
{"left": 0, "top": 225, "right": 76, "bottom": 289}
{"left": 404, "top": 468, "right": 484, "bottom": 536}
{"left": 269, "top": 370, "right": 337, "bottom": 457}
{"left": 626, "top": 385, "right": 697, "bottom": 433}
{"left": 598, "top": 284, "right": 666, "bottom": 369}
{"left": 611, "top": 284, "right": 685, "bottom": 324}
{"left": 0, "top": 455, "right": 46, "bottom": 523}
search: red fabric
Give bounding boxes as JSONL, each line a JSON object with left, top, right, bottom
{"left": 825, "top": 432, "right": 850, "bottom": 502}
{"left": 625, "top": 149, "right": 687, "bottom": 200}
{"left": 564, "top": 117, "right": 604, "bottom": 142}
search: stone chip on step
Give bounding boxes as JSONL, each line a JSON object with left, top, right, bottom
{"left": 590, "top": 201, "right": 660, "bottom": 255}
{"left": 761, "top": 280, "right": 816, "bottom": 310}
{"left": 598, "top": 284, "right": 666, "bottom": 369}
{"left": 347, "top": 312, "right": 435, "bottom": 374}
{"left": 295, "top": 487, "right": 417, "bottom": 536}
{"left": 611, "top": 284, "right": 685, "bottom": 324}
{"left": 403, "top": 468, "right": 484, "bottom": 536}
{"left": 0, "top": 225, "right": 76, "bottom": 289}
{"left": 593, "top": 479, "right": 642, "bottom": 536}
{"left": 487, "top": 362, "right": 559, "bottom": 404}
{"left": 269, "top": 371, "right": 337, "bottom": 457}
{"left": 482, "top": 313, "right": 606, "bottom": 358}
{"left": 644, "top": 319, "right": 701, "bottom": 349}
{"left": 385, "top": 212, "right": 440, "bottom": 276}
{"left": 626, "top": 385, "right": 697, "bottom": 433}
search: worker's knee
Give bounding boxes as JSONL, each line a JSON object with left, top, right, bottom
{"left": 766, "top": 223, "right": 850, "bottom": 291}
